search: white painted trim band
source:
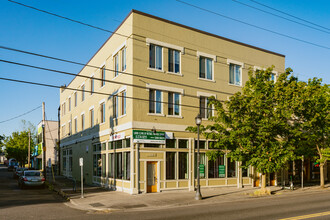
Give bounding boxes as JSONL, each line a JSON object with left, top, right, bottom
{"left": 197, "top": 91, "right": 217, "bottom": 98}
{"left": 146, "top": 38, "right": 184, "bottom": 53}
{"left": 146, "top": 84, "right": 184, "bottom": 94}
{"left": 197, "top": 51, "right": 217, "bottom": 61}
{"left": 227, "top": 59, "right": 244, "bottom": 67}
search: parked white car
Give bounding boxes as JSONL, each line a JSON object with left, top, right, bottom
{"left": 18, "top": 170, "right": 45, "bottom": 189}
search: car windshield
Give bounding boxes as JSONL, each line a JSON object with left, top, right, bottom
{"left": 25, "top": 172, "right": 41, "bottom": 177}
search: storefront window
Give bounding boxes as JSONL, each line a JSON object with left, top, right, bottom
{"left": 166, "top": 139, "right": 176, "bottom": 148}
{"left": 101, "top": 154, "right": 106, "bottom": 177}
{"left": 194, "top": 153, "right": 206, "bottom": 178}
{"left": 116, "top": 153, "right": 122, "bottom": 179}
{"left": 123, "top": 152, "right": 130, "bottom": 180}
{"left": 166, "top": 152, "right": 176, "bottom": 180}
{"left": 124, "top": 138, "right": 130, "bottom": 148}
{"left": 208, "top": 154, "right": 225, "bottom": 178}
{"left": 93, "top": 143, "right": 101, "bottom": 152}
{"left": 101, "top": 143, "right": 106, "bottom": 151}
{"left": 93, "top": 154, "right": 101, "bottom": 177}
{"left": 108, "top": 153, "right": 114, "bottom": 178}
{"left": 178, "top": 139, "right": 188, "bottom": 148}
{"left": 242, "top": 161, "right": 249, "bottom": 177}
{"left": 195, "top": 140, "right": 206, "bottom": 149}
{"left": 179, "top": 152, "right": 188, "bottom": 179}
{"left": 144, "top": 143, "right": 160, "bottom": 148}
{"left": 227, "top": 158, "right": 236, "bottom": 178}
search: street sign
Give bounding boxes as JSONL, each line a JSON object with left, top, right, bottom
{"left": 199, "top": 164, "right": 205, "bottom": 177}
{"left": 219, "top": 165, "right": 226, "bottom": 177}
{"left": 133, "top": 130, "right": 166, "bottom": 144}
{"left": 79, "top": 158, "right": 83, "bottom": 166}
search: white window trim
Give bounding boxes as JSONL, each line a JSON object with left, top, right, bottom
{"left": 167, "top": 48, "right": 182, "bottom": 75}
{"left": 148, "top": 89, "right": 164, "bottom": 115}
{"left": 99, "top": 61, "right": 106, "bottom": 68}
{"left": 254, "top": 66, "right": 279, "bottom": 82}
{"left": 146, "top": 38, "right": 184, "bottom": 54}
{"left": 80, "top": 111, "right": 85, "bottom": 116}
{"left": 146, "top": 84, "right": 184, "bottom": 94}
{"left": 197, "top": 51, "right": 216, "bottom": 62}
{"left": 111, "top": 41, "right": 127, "bottom": 58}
{"left": 167, "top": 92, "right": 182, "bottom": 117}
{"left": 227, "top": 59, "right": 244, "bottom": 67}
{"left": 89, "top": 105, "right": 95, "bottom": 111}
{"left": 148, "top": 44, "right": 164, "bottom": 71}
{"left": 99, "top": 99, "right": 106, "bottom": 105}
{"left": 197, "top": 91, "right": 217, "bottom": 99}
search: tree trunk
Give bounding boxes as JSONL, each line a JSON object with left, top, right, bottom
{"left": 320, "top": 163, "right": 325, "bottom": 188}
{"left": 261, "top": 174, "right": 266, "bottom": 190}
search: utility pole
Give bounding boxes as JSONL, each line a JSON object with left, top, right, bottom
{"left": 42, "top": 102, "right": 46, "bottom": 180}
{"left": 58, "top": 106, "right": 61, "bottom": 175}
{"left": 28, "top": 130, "right": 30, "bottom": 168}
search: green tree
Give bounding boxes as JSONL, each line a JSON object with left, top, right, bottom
{"left": 188, "top": 67, "right": 295, "bottom": 191}
{"left": 294, "top": 78, "right": 329, "bottom": 187}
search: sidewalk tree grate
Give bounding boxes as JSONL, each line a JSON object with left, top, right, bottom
{"left": 89, "top": 202, "right": 105, "bottom": 207}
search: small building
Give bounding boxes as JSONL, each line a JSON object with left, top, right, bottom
{"left": 59, "top": 10, "right": 286, "bottom": 194}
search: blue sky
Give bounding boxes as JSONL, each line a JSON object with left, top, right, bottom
{"left": 0, "top": 0, "right": 329, "bottom": 136}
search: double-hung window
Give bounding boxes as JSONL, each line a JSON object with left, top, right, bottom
{"left": 100, "top": 102, "right": 105, "bottom": 123}
{"left": 149, "top": 44, "right": 162, "bottom": 70}
{"left": 113, "top": 95, "right": 118, "bottom": 118}
{"left": 74, "top": 118, "right": 77, "bottom": 133}
{"left": 81, "top": 114, "right": 85, "bottom": 130}
{"left": 90, "top": 77, "right": 94, "bottom": 95}
{"left": 101, "top": 66, "right": 106, "bottom": 87}
{"left": 81, "top": 85, "right": 85, "bottom": 101}
{"left": 74, "top": 92, "right": 77, "bottom": 107}
{"left": 68, "top": 97, "right": 71, "bottom": 111}
{"left": 200, "top": 96, "right": 212, "bottom": 119}
{"left": 121, "top": 47, "right": 126, "bottom": 71}
{"left": 229, "top": 63, "right": 241, "bottom": 86}
{"left": 90, "top": 108, "right": 94, "bottom": 127}
{"left": 149, "top": 89, "right": 162, "bottom": 114}
{"left": 114, "top": 54, "right": 119, "bottom": 77}
{"left": 199, "top": 56, "right": 213, "bottom": 80}
{"left": 168, "top": 92, "right": 180, "bottom": 116}
{"left": 168, "top": 49, "right": 180, "bottom": 73}
{"left": 121, "top": 91, "right": 126, "bottom": 116}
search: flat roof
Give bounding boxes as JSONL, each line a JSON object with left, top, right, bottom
{"left": 65, "top": 9, "right": 285, "bottom": 88}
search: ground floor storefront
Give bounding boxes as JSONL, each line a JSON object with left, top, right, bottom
{"left": 60, "top": 129, "right": 328, "bottom": 194}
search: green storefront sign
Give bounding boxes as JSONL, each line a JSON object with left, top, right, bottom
{"left": 133, "top": 130, "right": 166, "bottom": 144}
{"left": 219, "top": 165, "right": 226, "bottom": 177}
{"left": 199, "top": 164, "right": 205, "bottom": 178}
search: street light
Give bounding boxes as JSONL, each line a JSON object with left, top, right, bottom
{"left": 195, "top": 114, "right": 202, "bottom": 200}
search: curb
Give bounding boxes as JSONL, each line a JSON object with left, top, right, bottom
{"left": 45, "top": 181, "right": 70, "bottom": 201}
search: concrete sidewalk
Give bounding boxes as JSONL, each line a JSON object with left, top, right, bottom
{"left": 48, "top": 177, "right": 330, "bottom": 213}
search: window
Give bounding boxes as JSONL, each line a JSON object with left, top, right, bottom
{"left": 101, "top": 66, "right": 105, "bottom": 87}
{"left": 121, "top": 91, "right": 126, "bottom": 115}
{"left": 90, "top": 77, "right": 94, "bottom": 95}
{"left": 74, "top": 92, "right": 77, "bottom": 107}
{"left": 81, "top": 114, "right": 85, "bottom": 130}
{"left": 166, "top": 139, "right": 176, "bottom": 148}
{"left": 179, "top": 152, "right": 188, "bottom": 179}
{"left": 90, "top": 109, "right": 94, "bottom": 127}
{"left": 81, "top": 85, "right": 85, "bottom": 101}
{"left": 149, "top": 44, "right": 162, "bottom": 70}
{"left": 229, "top": 63, "right": 241, "bottom": 86}
{"left": 68, "top": 97, "right": 71, "bottom": 111}
{"left": 108, "top": 153, "right": 114, "bottom": 178}
{"left": 166, "top": 152, "right": 176, "bottom": 180}
{"left": 114, "top": 54, "right": 119, "bottom": 77}
{"left": 178, "top": 139, "right": 188, "bottom": 148}
{"left": 74, "top": 118, "right": 77, "bottom": 133}
{"left": 116, "top": 152, "right": 122, "bottom": 179}
{"left": 227, "top": 158, "right": 236, "bottom": 178}
{"left": 123, "top": 152, "right": 130, "bottom": 180}
{"left": 63, "top": 102, "right": 66, "bottom": 115}
{"left": 68, "top": 121, "right": 72, "bottom": 135}
{"left": 102, "top": 154, "right": 106, "bottom": 177}
{"left": 149, "top": 89, "right": 162, "bottom": 114}
{"left": 168, "top": 49, "right": 180, "bottom": 73}
{"left": 269, "top": 73, "right": 276, "bottom": 82}
{"left": 194, "top": 153, "right": 206, "bottom": 178}
{"left": 113, "top": 95, "right": 118, "bottom": 118}
{"left": 144, "top": 143, "right": 160, "bottom": 148}
{"left": 62, "top": 125, "right": 66, "bottom": 137}
{"left": 199, "top": 56, "right": 213, "bottom": 80}
{"left": 100, "top": 102, "right": 105, "bottom": 123}
{"left": 195, "top": 140, "right": 206, "bottom": 149}
{"left": 200, "top": 96, "right": 212, "bottom": 119}
{"left": 101, "top": 143, "right": 106, "bottom": 151}
{"left": 208, "top": 154, "right": 225, "bottom": 178}
{"left": 93, "top": 154, "right": 101, "bottom": 177}
{"left": 168, "top": 92, "right": 180, "bottom": 116}
{"left": 242, "top": 161, "right": 249, "bottom": 177}
{"left": 121, "top": 47, "right": 126, "bottom": 71}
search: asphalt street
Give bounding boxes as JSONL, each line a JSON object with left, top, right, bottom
{"left": 1, "top": 164, "right": 330, "bottom": 220}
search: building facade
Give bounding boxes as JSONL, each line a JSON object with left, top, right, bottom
{"left": 59, "top": 10, "right": 285, "bottom": 194}
{"left": 32, "top": 120, "right": 58, "bottom": 170}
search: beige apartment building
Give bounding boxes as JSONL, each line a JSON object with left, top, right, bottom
{"left": 59, "top": 10, "right": 285, "bottom": 194}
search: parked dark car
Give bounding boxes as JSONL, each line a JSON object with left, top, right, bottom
{"left": 18, "top": 170, "right": 45, "bottom": 189}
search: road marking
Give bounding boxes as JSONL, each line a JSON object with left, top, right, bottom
{"left": 279, "top": 211, "right": 330, "bottom": 220}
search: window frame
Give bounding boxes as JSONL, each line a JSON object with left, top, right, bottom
{"left": 199, "top": 56, "right": 214, "bottom": 81}
{"left": 100, "top": 102, "right": 105, "bottom": 124}
{"left": 148, "top": 89, "right": 163, "bottom": 115}
{"left": 114, "top": 54, "right": 119, "bottom": 78}
{"left": 149, "top": 44, "right": 163, "bottom": 71}
{"left": 168, "top": 48, "right": 180, "bottom": 74}
{"left": 81, "top": 84, "right": 85, "bottom": 102}
{"left": 168, "top": 92, "right": 181, "bottom": 116}
{"left": 101, "top": 66, "right": 106, "bottom": 87}
{"left": 121, "top": 47, "right": 126, "bottom": 72}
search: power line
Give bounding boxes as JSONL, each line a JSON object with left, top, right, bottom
{"left": 0, "top": 76, "right": 213, "bottom": 111}
{"left": 176, "top": 0, "right": 330, "bottom": 50}
{"left": 249, "top": 0, "right": 330, "bottom": 32}
{"left": 231, "top": 0, "right": 330, "bottom": 35}
{"left": 0, "top": 105, "right": 41, "bottom": 123}
{"left": 0, "top": 59, "right": 230, "bottom": 101}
